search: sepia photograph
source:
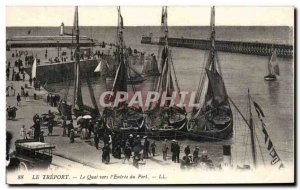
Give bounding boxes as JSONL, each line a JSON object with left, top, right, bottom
{"left": 5, "top": 5, "right": 294, "bottom": 184}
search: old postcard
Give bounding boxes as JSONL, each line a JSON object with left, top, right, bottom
{"left": 5, "top": 6, "right": 294, "bottom": 184}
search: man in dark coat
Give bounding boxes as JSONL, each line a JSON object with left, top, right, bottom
{"left": 193, "top": 147, "right": 200, "bottom": 163}
{"left": 16, "top": 93, "right": 21, "bottom": 106}
{"left": 113, "top": 143, "right": 122, "bottom": 159}
{"left": 69, "top": 129, "right": 75, "bottom": 143}
{"left": 128, "top": 134, "right": 134, "bottom": 148}
{"left": 33, "top": 113, "right": 39, "bottom": 123}
{"left": 29, "top": 76, "right": 32, "bottom": 86}
{"left": 184, "top": 145, "right": 191, "bottom": 157}
{"left": 39, "top": 131, "right": 45, "bottom": 142}
{"left": 102, "top": 144, "right": 111, "bottom": 164}
{"left": 151, "top": 142, "right": 156, "bottom": 157}
{"left": 62, "top": 118, "right": 67, "bottom": 137}
{"left": 171, "top": 140, "right": 176, "bottom": 162}
{"left": 123, "top": 144, "right": 131, "bottom": 164}
{"left": 143, "top": 136, "right": 150, "bottom": 159}
{"left": 67, "top": 120, "right": 74, "bottom": 137}
{"left": 33, "top": 119, "right": 41, "bottom": 140}
{"left": 174, "top": 142, "right": 180, "bottom": 163}
{"left": 48, "top": 119, "right": 53, "bottom": 136}
{"left": 94, "top": 133, "right": 99, "bottom": 149}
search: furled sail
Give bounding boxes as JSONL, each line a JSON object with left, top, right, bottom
{"left": 205, "top": 68, "right": 228, "bottom": 106}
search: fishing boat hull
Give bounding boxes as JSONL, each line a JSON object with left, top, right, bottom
{"left": 105, "top": 77, "right": 146, "bottom": 84}
{"left": 104, "top": 107, "right": 146, "bottom": 133}
{"left": 264, "top": 74, "right": 277, "bottom": 81}
{"left": 187, "top": 116, "right": 233, "bottom": 141}
{"left": 127, "top": 77, "right": 146, "bottom": 84}
{"left": 146, "top": 117, "right": 188, "bottom": 140}
{"left": 144, "top": 106, "right": 188, "bottom": 139}
{"left": 142, "top": 72, "right": 160, "bottom": 77}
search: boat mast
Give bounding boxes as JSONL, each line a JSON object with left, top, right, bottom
{"left": 210, "top": 6, "right": 216, "bottom": 72}
{"left": 73, "top": 6, "right": 83, "bottom": 109}
{"left": 111, "top": 6, "right": 127, "bottom": 92}
{"left": 248, "top": 89, "right": 257, "bottom": 168}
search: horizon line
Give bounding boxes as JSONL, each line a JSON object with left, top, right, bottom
{"left": 6, "top": 25, "right": 293, "bottom": 27}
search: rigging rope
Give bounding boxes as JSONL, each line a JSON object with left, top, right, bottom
{"left": 254, "top": 125, "right": 266, "bottom": 166}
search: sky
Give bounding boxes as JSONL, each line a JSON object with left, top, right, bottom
{"left": 6, "top": 6, "right": 294, "bottom": 27}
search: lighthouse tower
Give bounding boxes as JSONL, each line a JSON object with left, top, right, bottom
{"left": 60, "top": 22, "right": 64, "bottom": 36}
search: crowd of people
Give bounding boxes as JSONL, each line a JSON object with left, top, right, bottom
{"left": 46, "top": 93, "right": 61, "bottom": 107}
{"left": 6, "top": 48, "right": 214, "bottom": 170}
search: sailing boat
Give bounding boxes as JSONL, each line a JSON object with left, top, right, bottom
{"left": 141, "top": 54, "right": 160, "bottom": 76}
{"left": 144, "top": 7, "right": 187, "bottom": 139}
{"left": 31, "top": 58, "right": 37, "bottom": 79}
{"left": 228, "top": 90, "right": 284, "bottom": 169}
{"left": 105, "top": 9, "right": 146, "bottom": 85}
{"left": 103, "top": 7, "right": 145, "bottom": 132}
{"left": 187, "top": 7, "right": 233, "bottom": 141}
{"left": 264, "top": 49, "right": 280, "bottom": 81}
{"left": 58, "top": 6, "right": 100, "bottom": 119}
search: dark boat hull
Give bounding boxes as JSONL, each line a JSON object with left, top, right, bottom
{"left": 264, "top": 74, "right": 276, "bottom": 81}
{"left": 106, "top": 77, "right": 146, "bottom": 85}
{"left": 187, "top": 119, "right": 233, "bottom": 142}
{"left": 144, "top": 106, "right": 188, "bottom": 140}
{"left": 145, "top": 118, "right": 188, "bottom": 140}
{"left": 127, "top": 77, "right": 146, "bottom": 84}
{"left": 104, "top": 108, "right": 146, "bottom": 133}
{"left": 142, "top": 72, "right": 160, "bottom": 77}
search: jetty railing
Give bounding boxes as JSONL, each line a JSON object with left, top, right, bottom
{"left": 141, "top": 36, "right": 293, "bottom": 58}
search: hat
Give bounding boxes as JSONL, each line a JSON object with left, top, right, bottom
{"left": 172, "top": 139, "right": 176, "bottom": 142}
{"left": 143, "top": 136, "right": 147, "bottom": 139}
{"left": 129, "top": 134, "right": 133, "bottom": 137}
{"left": 136, "top": 135, "right": 140, "bottom": 138}
{"left": 188, "top": 154, "right": 192, "bottom": 157}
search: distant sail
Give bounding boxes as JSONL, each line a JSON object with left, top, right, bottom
{"left": 268, "top": 50, "right": 280, "bottom": 76}
{"left": 32, "top": 58, "right": 37, "bottom": 79}
{"left": 94, "top": 61, "right": 102, "bottom": 72}
{"left": 142, "top": 54, "right": 160, "bottom": 76}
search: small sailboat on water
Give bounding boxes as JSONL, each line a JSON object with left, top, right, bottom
{"left": 264, "top": 49, "right": 280, "bottom": 81}
{"left": 144, "top": 7, "right": 187, "bottom": 139}
{"left": 103, "top": 7, "right": 145, "bottom": 132}
{"left": 187, "top": 7, "right": 233, "bottom": 141}
{"left": 141, "top": 54, "right": 160, "bottom": 76}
